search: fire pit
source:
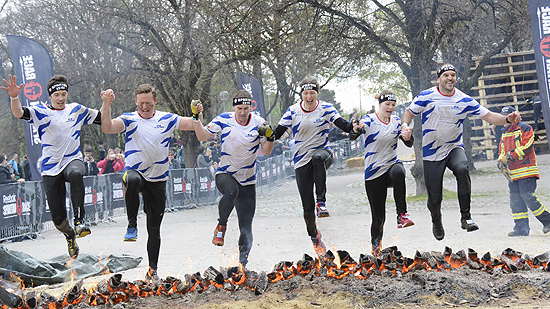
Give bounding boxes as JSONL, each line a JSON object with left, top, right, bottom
{"left": 1, "top": 246, "right": 549, "bottom": 308}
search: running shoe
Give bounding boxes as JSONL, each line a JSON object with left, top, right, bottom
{"left": 145, "top": 266, "right": 160, "bottom": 284}
{"left": 212, "top": 224, "right": 226, "bottom": 246}
{"left": 371, "top": 237, "right": 382, "bottom": 257}
{"left": 311, "top": 231, "right": 327, "bottom": 257}
{"left": 397, "top": 213, "right": 415, "bottom": 229}
{"left": 543, "top": 223, "right": 550, "bottom": 234}
{"left": 124, "top": 227, "right": 138, "bottom": 241}
{"left": 74, "top": 221, "right": 91, "bottom": 238}
{"left": 66, "top": 236, "right": 79, "bottom": 258}
{"left": 315, "top": 202, "right": 330, "bottom": 218}
{"left": 461, "top": 218, "right": 479, "bottom": 232}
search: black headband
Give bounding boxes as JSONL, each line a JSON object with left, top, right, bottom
{"left": 48, "top": 82, "right": 68, "bottom": 96}
{"left": 233, "top": 97, "right": 252, "bottom": 106}
{"left": 379, "top": 93, "right": 397, "bottom": 103}
{"left": 437, "top": 64, "right": 456, "bottom": 78}
{"left": 301, "top": 83, "right": 319, "bottom": 93}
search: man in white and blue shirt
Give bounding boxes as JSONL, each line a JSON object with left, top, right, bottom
{"left": 192, "top": 90, "right": 273, "bottom": 268}
{"left": 3, "top": 74, "right": 99, "bottom": 258}
{"left": 401, "top": 64, "right": 521, "bottom": 240}
{"left": 100, "top": 84, "right": 201, "bottom": 281}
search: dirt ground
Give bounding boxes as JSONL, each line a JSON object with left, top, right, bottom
{"left": 4, "top": 153, "right": 550, "bottom": 308}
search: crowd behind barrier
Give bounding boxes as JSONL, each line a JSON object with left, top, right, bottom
{"left": 0, "top": 137, "right": 364, "bottom": 241}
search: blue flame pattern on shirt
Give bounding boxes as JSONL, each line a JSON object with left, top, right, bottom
{"left": 359, "top": 113, "right": 403, "bottom": 181}
{"left": 408, "top": 86, "right": 489, "bottom": 161}
{"left": 205, "top": 112, "right": 267, "bottom": 186}
{"left": 26, "top": 103, "right": 99, "bottom": 176}
{"left": 278, "top": 100, "right": 341, "bottom": 169}
{"left": 119, "top": 111, "right": 181, "bottom": 182}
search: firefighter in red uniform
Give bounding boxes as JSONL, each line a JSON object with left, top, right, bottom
{"left": 498, "top": 106, "right": 550, "bottom": 236}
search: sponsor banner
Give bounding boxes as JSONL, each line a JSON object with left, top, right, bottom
{"left": 83, "top": 175, "right": 105, "bottom": 216}
{"left": 196, "top": 168, "right": 216, "bottom": 202}
{"left": 257, "top": 161, "right": 268, "bottom": 187}
{"left": 237, "top": 72, "right": 266, "bottom": 118}
{"left": 107, "top": 173, "right": 125, "bottom": 210}
{"left": 0, "top": 183, "right": 32, "bottom": 227}
{"left": 529, "top": 0, "right": 550, "bottom": 148}
{"left": 7, "top": 36, "right": 54, "bottom": 181}
{"left": 170, "top": 169, "right": 185, "bottom": 198}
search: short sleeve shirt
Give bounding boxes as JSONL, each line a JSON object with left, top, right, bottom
{"left": 27, "top": 103, "right": 99, "bottom": 176}
{"left": 206, "top": 112, "right": 267, "bottom": 186}
{"left": 278, "top": 100, "right": 341, "bottom": 168}
{"left": 360, "top": 113, "right": 402, "bottom": 181}
{"left": 119, "top": 111, "right": 181, "bottom": 182}
{"left": 408, "top": 86, "right": 489, "bottom": 161}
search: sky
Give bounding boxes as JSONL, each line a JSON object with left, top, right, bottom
{"left": 328, "top": 77, "right": 379, "bottom": 115}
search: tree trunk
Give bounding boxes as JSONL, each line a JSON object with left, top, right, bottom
{"left": 463, "top": 117, "right": 475, "bottom": 171}
{"left": 410, "top": 115, "right": 426, "bottom": 195}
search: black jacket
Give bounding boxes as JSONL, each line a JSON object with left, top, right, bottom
{"left": 0, "top": 165, "right": 16, "bottom": 185}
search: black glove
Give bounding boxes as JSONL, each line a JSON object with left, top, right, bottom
{"left": 349, "top": 124, "right": 363, "bottom": 141}
{"left": 258, "top": 122, "right": 274, "bottom": 142}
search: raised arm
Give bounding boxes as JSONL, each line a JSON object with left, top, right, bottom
{"left": 481, "top": 110, "right": 521, "bottom": 126}
{"left": 1, "top": 75, "right": 24, "bottom": 119}
{"left": 192, "top": 120, "right": 214, "bottom": 141}
{"left": 178, "top": 101, "right": 204, "bottom": 130}
{"left": 258, "top": 122, "right": 275, "bottom": 156}
{"left": 100, "top": 89, "right": 124, "bottom": 134}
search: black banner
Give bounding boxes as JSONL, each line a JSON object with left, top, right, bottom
{"left": 6, "top": 36, "right": 54, "bottom": 182}
{"left": 237, "top": 72, "right": 266, "bottom": 118}
{"left": 529, "top": 1, "right": 550, "bottom": 148}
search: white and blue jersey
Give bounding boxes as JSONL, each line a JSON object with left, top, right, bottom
{"left": 278, "top": 100, "right": 341, "bottom": 169}
{"left": 360, "top": 113, "right": 402, "bottom": 181}
{"left": 26, "top": 103, "right": 99, "bottom": 176}
{"left": 206, "top": 112, "right": 267, "bottom": 186}
{"left": 119, "top": 111, "right": 181, "bottom": 182}
{"left": 408, "top": 86, "right": 489, "bottom": 161}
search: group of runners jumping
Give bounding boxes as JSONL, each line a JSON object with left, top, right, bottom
{"left": 2, "top": 62, "right": 535, "bottom": 281}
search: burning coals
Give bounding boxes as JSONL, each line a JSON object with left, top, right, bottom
{"left": 1, "top": 246, "right": 550, "bottom": 308}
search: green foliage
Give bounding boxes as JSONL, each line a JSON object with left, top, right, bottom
{"left": 358, "top": 58, "right": 411, "bottom": 102}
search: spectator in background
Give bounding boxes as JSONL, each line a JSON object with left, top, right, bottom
{"left": 369, "top": 105, "right": 376, "bottom": 113}
{"left": 9, "top": 153, "right": 20, "bottom": 178}
{"left": 98, "top": 148, "right": 124, "bottom": 174}
{"left": 176, "top": 145, "right": 185, "bottom": 168}
{"left": 83, "top": 145, "right": 99, "bottom": 176}
{"left": 196, "top": 146, "right": 212, "bottom": 168}
{"left": 270, "top": 140, "right": 284, "bottom": 157}
{"left": 528, "top": 94, "right": 542, "bottom": 131}
{"left": 98, "top": 143, "right": 106, "bottom": 161}
{"left": 168, "top": 148, "right": 181, "bottom": 169}
{"left": 210, "top": 142, "right": 220, "bottom": 164}
{"left": 0, "top": 154, "right": 24, "bottom": 184}
{"left": 348, "top": 107, "right": 359, "bottom": 122}
{"left": 21, "top": 155, "right": 32, "bottom": 181}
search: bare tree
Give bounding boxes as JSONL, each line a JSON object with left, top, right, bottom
{"left": 292, "top": 0, "right": 531, "bottom": 194}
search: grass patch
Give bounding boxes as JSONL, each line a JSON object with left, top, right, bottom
{"left": 406, "top": 189, "right": 496, "bottom": 202}
{"left": 407, "top": 189, "right": 457, "bottom": 202}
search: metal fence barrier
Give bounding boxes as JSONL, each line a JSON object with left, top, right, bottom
{"left": 0, "top": 137, "right": 364, "bottom": 241}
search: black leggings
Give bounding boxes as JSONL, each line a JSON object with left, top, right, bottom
{"left": 216, "top": 173, "right": 256, "bottom": 266}
{"left": 294, "top": 149, "right": 333, "bottom": 237}
{"left": 123, "top": 170, "right": 166, "bottom": 269}
{"left": 365, "top": 163, "right": 407, "bottom": 245}
{"left": 42, "top": 159, "right": 85, "bottom": 228}
{"left": 423, "top": 147, "right": 471, "bottom": 223}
